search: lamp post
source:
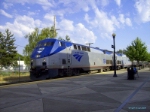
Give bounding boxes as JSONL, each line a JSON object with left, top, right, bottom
{"left": 112, "top": 33, "right": 117, "bottom": 77}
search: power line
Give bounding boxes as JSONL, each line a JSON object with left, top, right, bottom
{"left": 15, "top": 44, "right": 25, "bottom": 48}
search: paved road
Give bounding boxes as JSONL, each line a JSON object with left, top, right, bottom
{"left": 0, "top": 68, "right": 150, "bottom": 112}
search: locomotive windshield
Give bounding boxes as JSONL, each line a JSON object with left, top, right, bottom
{"left": 36, "top": 42, "right": 54, "bottom": 47}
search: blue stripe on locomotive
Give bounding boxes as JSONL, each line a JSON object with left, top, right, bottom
{"left": 31, "top": 39, "right": 72, "bottom": 59}
{"left": 31, "top": 38, "right": 123, "bottom": 60}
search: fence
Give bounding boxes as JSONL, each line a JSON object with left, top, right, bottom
{"left": 0, "top": 66, "right": 31, "bottom": 85}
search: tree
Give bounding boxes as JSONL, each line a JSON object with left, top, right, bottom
{"left": 125, "top": 37, "right": 148, "bottom": 64}
{"left": 147, "top": 53, "right": 150, "bottom": 62}
{"left": 58, "top": 36, "right": 65, "bottom": 41}
{"left": 65, "top": 35, "right": 70, "bottom": 41}
{"left": 23, "top": 26, "right": 57, "bottom": 65}
{"left": 14, "top": 53, "right": 24, "bottom": 61}
{"left": 58, "top": 35, "right": 71, "bottom": 41}
{"left": 116, "top": 49, "right": 126, "bottom": 54}
{"left": 39, "top": 26, "right": 58, "bottom": 39}
{"left": 0, "top": 29, "right": 17, "bottom": 67}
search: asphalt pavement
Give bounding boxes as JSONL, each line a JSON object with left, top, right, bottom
{"left": 0, "top": 68, "right": 150, "bottom": 112}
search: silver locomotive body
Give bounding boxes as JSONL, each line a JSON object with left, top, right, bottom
{"left": 30, "top": 38, "right": 132, "bottom": 80}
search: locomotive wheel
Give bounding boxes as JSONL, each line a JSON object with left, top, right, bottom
{"left": 77, "top": 69, "right": 80, "bottom": 75}
{"left": 73, "top": 69, "right": 80, "bottom": 76}
{"left": 35, "top": 73, "right": 40, "bottom": 78}
{"left": 66, "top": 71, "right": 72, "bottom": 77}
{"left": 72, "top": 69, "right": 77, "bottom": 76}
{"left": 58, "top": 72, "right": 64, "bottom": 77}
{"left": 87, "top": 71, "right": 91, "bottom": 74}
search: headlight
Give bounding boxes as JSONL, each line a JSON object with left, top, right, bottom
{"left": 36, "top": 55, "right": 40, "bottom": 58}
{"left": 43, "top": 58, "right": 45, "bottom": 62}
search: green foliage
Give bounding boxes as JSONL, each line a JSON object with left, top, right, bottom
{"left": 14, "top": 53, "right": 24, "bottom": 61}
{"left": 58, "top": 35, "right": 71, "bottom": 42}
{"left": 116, "top": 49, "right": 126, "bottom": 54}
{"left": 147, "top": 53, "right": 150, "bottom": 62}
{"left": 0, "top": 29, "right": 17, "bottom": 66}
{"left": 58, "top": 36, "right": 65, "bottom": 41}
{"left": 65, "top": 35, "right": 70, "bottom": 41}
{"left": 125, "top": 37, "right": 148, "bottom": 63}
{"left": 23, "top": 26, "right": 58, "bottom": 65}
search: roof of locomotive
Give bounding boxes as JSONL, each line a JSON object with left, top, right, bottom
{"left": 36, "top": 38, "right": 123, "bottom": 56}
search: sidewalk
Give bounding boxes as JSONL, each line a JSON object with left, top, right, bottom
{"left": 0, "top": 68, "right": 150, "bottom": 112}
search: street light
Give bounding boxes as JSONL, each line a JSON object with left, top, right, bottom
{"left": 112, "top": 33, "right": 117, "bottom": 77}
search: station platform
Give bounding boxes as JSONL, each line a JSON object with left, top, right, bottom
{"left": 0, "top": 68, "right": 150, "bottom": 112}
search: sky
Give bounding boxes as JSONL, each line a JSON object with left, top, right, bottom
{"left": 0, "top": 0, "right": 150, "bottom": 55}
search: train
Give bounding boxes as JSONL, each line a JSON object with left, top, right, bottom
{"left": 30, "top": 38, "right": 146, "bottom": 80}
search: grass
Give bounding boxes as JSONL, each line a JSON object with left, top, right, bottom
{"left": 0, "top": 71, "right": 31, "bottom": 85}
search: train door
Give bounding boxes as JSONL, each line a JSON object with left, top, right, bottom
{"left": 67, "top": 46, "right": 72, "bottom": 65}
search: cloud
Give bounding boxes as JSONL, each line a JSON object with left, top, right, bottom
{"left": 44, "top": 13, "right": 54, "bottom": 22}
{"left": 119, "top": 14, "right": 132, "bottom": 26}
{"left": 74, "top": 23, "right": 97, "bottom": 43}
{"left": 114, "top": 0, "right": 121, "bottom": 6}
{"left": 101, "top": 0, "right": 109, "bottom": 7}
{"left": 111, "top": 15, "right": 120, "bottom": 28}
{"left": 2, "top": 2, "right": 13, "bottom": 9}
{"left": 0, "top": 9, "right": 13, "bottom": 18}
{"left": 119, "top": 14, "right": 125, "bottom": 24}
{"left": 58, "top": 19, "right": 97, "bottom": 44}
{"left": 125, "top": 18, "right": 132, "bottom": 26}
{"left": 0, "top": 15, "right": 41, "bottom": 37}
{"left": 0, "top": 13, "right": 96, "bottom": 45}
{"left": 83, "top": 6, "right": 90, "bottom": 12}
{"left": 59, "top": 19, "right": 74, "bottom": 31}
{"left": 135, "top": 0, "right": 150, "bottom": 23}
{"left": 84, "top": 8, "right": 133, "bottom": 39}
{"left": 27, "top": 11, "right": 36, "bottom": 16}
{"left": 5, "top": 0, "right": 53, "bottom": 10}
{"left": 84, "top": 13, "right": 90, "bottom": 23}
{"left": 59, "top": 0, "right": 90, "bottom": 12}
{"left": 85, "top": 8, "right": 116, "bottom": 39}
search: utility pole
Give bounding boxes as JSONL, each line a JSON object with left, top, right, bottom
{"left": 54, "top": 16, "right": 55, "bottom": 37}
{"left": 53, "top": 16, "right": 59, "bottom": 37}
{"left": 86, "top": 43, "right": 93, "bottom": 47}
{"left": 19, "top": 57, "right": 20, "bottom": 82}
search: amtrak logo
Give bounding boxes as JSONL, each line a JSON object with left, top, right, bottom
{"left": 37, "top": 47, "right": 44, "bottom": 53}
{"left": 73, "top": 52, "right": 83, "bottom": 62}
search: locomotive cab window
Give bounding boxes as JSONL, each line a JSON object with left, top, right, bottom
{"left": 85, "top": 47, "right": 88, "bottom": 51}
{"left": 61, "top": 42, "right": 66, "bottom": 47}
{"left": 78, "top": 46, "right": 81, "bottom": 50}
{"left": 37, "top": 43, "right": 43, "bottom": 47}
{"left": 74, "top": 44, "right": 77, "bottom": 49}
{"left": 59, "top": 41, "right": 66, "bottom": 47}
{"left": 87, "top": 47, "right": 90, "bottom": 52}
{"left": 46, "top": 42, "right": 54, "bottom": 46}
{"left": 44, "top": 43, "right": 47, "bottom": 46}
{"left": 82, "top": 46, "right": 86, "bottom": 51}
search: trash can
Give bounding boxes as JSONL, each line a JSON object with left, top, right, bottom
{"left": 127, "top": 67, "right": 135, "bottom": 80}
